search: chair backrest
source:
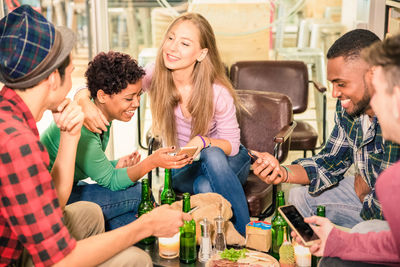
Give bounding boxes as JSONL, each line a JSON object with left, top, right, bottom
{"left": 237, "top": 90, "right": 293, "bottom": 163}
{"left": 230, "top": 60, "right": 309, "bottom": 114}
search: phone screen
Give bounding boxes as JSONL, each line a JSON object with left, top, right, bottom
{"left": 279, "top": 205, "right": 319, "bottom": 243}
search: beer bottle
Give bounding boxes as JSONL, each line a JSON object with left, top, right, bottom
{"left": 271, "top": 191, "right": 289, "bottom": 260}
{"left": 138, "top": 178, "right": 155, "bottom": 244}
{"left": 160, "top": 169, "right": 176, "bottom": 205}
{"left": 312, "top": 205, "right": 325, "bottom": 267}
{"left": 179, "top": 193, "right": 197, "bottom": 264}
{"left": 316, "top": 205, "right": 325, "bottom": 217}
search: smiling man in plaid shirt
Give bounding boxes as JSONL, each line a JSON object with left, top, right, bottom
{"left": 251, "top": 29, "right": 400, "bottom": 231}
{"left": 0, "top": 5, "right": 190, "bottom": 267}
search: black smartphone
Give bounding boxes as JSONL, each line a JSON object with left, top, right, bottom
{"left": 278, "top": 205, "right": 320, "bottom": 246}
{"left": 248, "top": 151, "right": 259, "bottom": 164}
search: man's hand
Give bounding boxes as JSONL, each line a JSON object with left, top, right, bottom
{"left": 140, "top": 205, "right": 192, "bottom": 238}
{"left": 116, "top": 151, "right": 141, "bottom": 168}
{"left": 251, "top": 151, "right": 285, "bottom": 184}
{"left": 52, "top": 99, "right": 84, "bottom": 136}
{"left": 291, "top": 216, "right": 334, "bottom": 257}
{"left": 354, "top": 173, "right": 371, "bottom": 203}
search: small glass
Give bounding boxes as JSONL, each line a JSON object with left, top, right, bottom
{"left": 159, "top": 232, "right": 180, "bottom": 259}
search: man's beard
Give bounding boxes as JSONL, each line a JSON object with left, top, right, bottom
{"left": 348, "top": 81, "right": 371, "bottom": 117}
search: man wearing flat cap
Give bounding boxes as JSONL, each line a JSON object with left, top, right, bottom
{"left": 0, "top": 5, "right": 190, "bottom": 266}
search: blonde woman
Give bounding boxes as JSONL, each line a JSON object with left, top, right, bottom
{"left": 77, "top": 13, "right": 251, "bottom": 236}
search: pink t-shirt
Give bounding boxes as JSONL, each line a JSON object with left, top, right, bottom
{"left": 324, "top": 161, "right": 400, "bottom": 266}
{"left": 143, "top": 64, "right": 241, "bottom": 156}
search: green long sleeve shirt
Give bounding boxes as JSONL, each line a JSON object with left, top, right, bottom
{"left": 41, "top": 122, "right": 134, "bottom": 191}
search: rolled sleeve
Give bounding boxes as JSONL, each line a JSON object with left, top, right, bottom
{"left": 293, "top": 108, "right": 353, "bottom": 194}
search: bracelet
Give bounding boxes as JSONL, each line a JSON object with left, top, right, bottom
{"left": 282, "top": 165, "right": 292, "bottom": 183}
{"left": 197, "top": 135, "right": 206, "bottom": 148}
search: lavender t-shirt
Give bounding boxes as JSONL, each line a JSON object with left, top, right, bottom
{"left": 143, "top": 64, "right": 240, "bottom": 156}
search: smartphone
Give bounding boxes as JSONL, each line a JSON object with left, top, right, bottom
{"left": 278, "top": 205, "right": 320, "bottom": 246}
{"left": 176, "top": 146, "right": 198, "bottom": 157}
{"left": 248, "top": 151, "right": 259, "bottom": 164}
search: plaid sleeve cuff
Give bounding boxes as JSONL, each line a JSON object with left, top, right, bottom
{"left": 360, "top": 191, "right": 384, "bottom": 220}
{"left": 293, "top": 157, "right": 339, "bottom": 194}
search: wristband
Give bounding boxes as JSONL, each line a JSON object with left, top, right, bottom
{"left": 282, "top": 165, "right": 292, "bottom": 183}
{"left": 197, "top": 135, "right": 206, "bottom": 148}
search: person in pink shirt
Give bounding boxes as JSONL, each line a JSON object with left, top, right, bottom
{"left": 292, "top": 34, "right": 400, "bottom": 267}
{"left": 143, "top": 13, "right": 251, "bottom": 236}
{"left": 76, "top": 13, "right": 251, "bottom": 236}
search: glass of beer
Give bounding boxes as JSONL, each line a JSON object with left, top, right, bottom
{"left": 159, "top": 232, "right": 180, "bottom": 259}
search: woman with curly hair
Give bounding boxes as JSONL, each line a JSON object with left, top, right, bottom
{"left": 41, "top": 51, "right": 191, "bottom": 230}
{"left": 76, "top": 14, "right": 251, "bottom": 236}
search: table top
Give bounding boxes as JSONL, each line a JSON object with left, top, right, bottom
{"left": 136, "top": 240, "right": 205, "bottom": 267}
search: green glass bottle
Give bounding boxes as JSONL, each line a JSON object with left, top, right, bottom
{"left": 179, "top": 193, "right": 197, "bottom": 264}
{"left": 316, "top": 205, "right": 325, "bottom": 217}
{"left": 160, "top": 169, "right": 176, "bottom": 205}
{"left": 271, "top": 191, "right": 289, "bottom": 260}
{"left": 312, "top": 205, "right": 325, "bottom": 267}
{"left": 138, "top": 178, "right": 155, "bottom": 245}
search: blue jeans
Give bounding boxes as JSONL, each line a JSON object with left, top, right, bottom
{"left": 171, "top": 144, "right": 251, "bottom": 236}
{"left": 288, "top": 176, "right": 363, "bottom": 228}
{"left": 68, "top": 181, "right": 142, "bottom": 231}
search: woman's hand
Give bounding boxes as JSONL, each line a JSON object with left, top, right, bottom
{"left": 149, "top": 146, "right": 192, "bottom": 169}
{"left": 75, "top": 88, "right": 109, "bottom": 133}
{"left": 291, "top": 216, "right": 334, "bottom": 257}
{"left": 184, "top": 136, "right": 207, "bottom": 159}
{"left": 251, "top": 151, "right": 285, "bottom": 184}
{"left": 52, "top": 99, "right": 84, "bottom": 137}
{"left": 116, "top": 151, "right": 141, "bottom": 168}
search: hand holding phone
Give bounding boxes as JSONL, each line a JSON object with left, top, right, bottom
{"left": 248, "top": 151, "right": 259, "bottom": 164}
{"left": 176, "top": 146, "right": 198, "bottom": 158}
{"left": 278, "top": 205, "right": 320, "bottom": 246}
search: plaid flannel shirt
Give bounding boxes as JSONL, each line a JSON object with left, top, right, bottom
{"left": 293, "top": 100, "right": 400, "bottom": 220}
{"left": 0, "top": 87, "right": 76, "bottom": 267}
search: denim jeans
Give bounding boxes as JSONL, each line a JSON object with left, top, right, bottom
{"left": 171, "top": 144, "right": 251, "bottom": 236}
{"left": 67, "top": 181, "right": 142, "bottom": 231}
{"left": 288, "top": 176, "right": 363, "bottom": 228}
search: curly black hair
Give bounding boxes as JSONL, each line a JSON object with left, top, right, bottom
{"left": 327, "top": 29, "right": 380, "bottom": 60}
{"left": 85, "top": 51, "right": 145, "bottom": 99}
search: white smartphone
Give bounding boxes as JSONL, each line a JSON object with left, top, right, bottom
{"left": 176, "top": 146, "right": 198, "bottom": 157}
{"left": 278, "top": 205, "right": 320, "bottom": 246}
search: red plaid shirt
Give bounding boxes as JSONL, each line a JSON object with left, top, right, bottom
{"left": 0, "top": 87, "right": 76, "bottom": 266}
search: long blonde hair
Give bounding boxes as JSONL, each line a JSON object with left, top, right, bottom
{"left": 149, "top": 13, "right": 239, "bottom": 146}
